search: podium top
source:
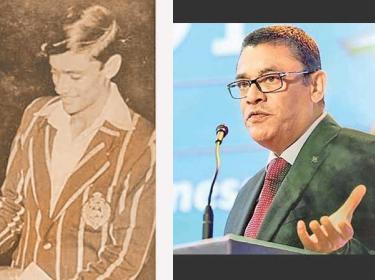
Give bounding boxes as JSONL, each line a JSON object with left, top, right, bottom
{"left": 174, "top": 234, "right": 320, "bottom": 255}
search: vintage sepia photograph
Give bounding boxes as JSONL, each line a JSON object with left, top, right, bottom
{"left": 0, "top": 0, "right": 155, "bottom": 279}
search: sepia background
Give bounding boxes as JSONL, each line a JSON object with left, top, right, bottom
{"left": 0, "top": 0, "right": 154, "bottom": 265}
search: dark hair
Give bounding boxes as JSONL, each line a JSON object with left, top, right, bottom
{"left": 40, "top": 5, "right": 124, "bottom": 63}
{"left": 242, "top": 25, "right": 321, "bottom": 72}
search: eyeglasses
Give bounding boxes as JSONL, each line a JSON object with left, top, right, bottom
{"left": 226, "top": 70, "right": 316, "bottom": 99}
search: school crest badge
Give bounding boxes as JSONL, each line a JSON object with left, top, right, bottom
{"left": 82, "top": 192, "right": 111, "bottom": 230}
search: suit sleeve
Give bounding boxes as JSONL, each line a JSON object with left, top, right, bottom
{"left": 0, "top": 124, "right": 25, "bottom": 255}
{"left": 332, "top": 238, "right": 371, "bottom": 255}
{"left": 0, "top": 98, "right": 47, "bottom": 255}
{"left": 75, "top": 132, "right": 156, "bottom": 280}
{"left": 0, "top": 97, "right": 54, "bottom": 256}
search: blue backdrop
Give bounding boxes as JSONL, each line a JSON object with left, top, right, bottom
{"left": 173, "top": 23, "right": 375, "bottom": 245}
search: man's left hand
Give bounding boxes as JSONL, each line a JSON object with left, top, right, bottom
{"left": 296, "top": 184, "right": 366, "bottom": 253}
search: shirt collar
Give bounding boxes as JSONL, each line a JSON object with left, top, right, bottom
{"left": 267, "top": 111, "right": 327, "bottom": 166}
{"left": 36, "top": 82, "right": 132, "bottom": 131}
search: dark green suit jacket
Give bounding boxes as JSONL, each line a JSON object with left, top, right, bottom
{"left": 225, "top": 115, "right": 375, "bottom": 254}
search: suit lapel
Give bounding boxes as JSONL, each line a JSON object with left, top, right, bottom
{"left": 31, "top": 119, "right": 56, "bottom": 217}
{"left": 226, "top": 169, "right": 265, "bottom": 235}
{"left": 257, "top": 115, "right": 341, "bottom": 241}
{"left": 50, "top": 121, "right": 120, "bottom": 221}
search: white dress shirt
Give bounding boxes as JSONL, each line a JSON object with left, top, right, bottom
{"left": 267, "top": 111, "right": 328, "bottom": 166}
{"left": 37, "top": 83, "right": 132, "bottom": 216}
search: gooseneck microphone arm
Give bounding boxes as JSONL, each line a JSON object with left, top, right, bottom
{"left": 207, "top": 143, "right": 221, "bottom": 206}
{"left": 202, "top": 124, "right": 228, "bottom": 239}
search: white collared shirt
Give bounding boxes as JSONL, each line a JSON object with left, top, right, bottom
{"left": 37, "top": 83, "right": 132, "bottom": 216}
{"left": 267, "top": 111, "right": 328, "bottom": 166}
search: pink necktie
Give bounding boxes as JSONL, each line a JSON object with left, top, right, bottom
{"left": 244, "top": 157, "right": 291, "bottom": 238}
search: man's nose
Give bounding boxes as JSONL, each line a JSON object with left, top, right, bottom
{"left": 54, "top": 74, "right": 70, "bottom": 95}
{"left": 245, "top": 83, "right": 266, "bottom": 104}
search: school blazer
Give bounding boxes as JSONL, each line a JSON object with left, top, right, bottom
{"left": 225, "top": 115, "right": 375, "bottom": 254}
{"left": 0, "top": 96, "right": 155, "bottom": 279}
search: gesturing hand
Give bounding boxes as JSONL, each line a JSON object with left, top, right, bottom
{"left": 296, "top": 184, "right": 366, "bottom": 253}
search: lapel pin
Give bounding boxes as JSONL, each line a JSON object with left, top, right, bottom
{"left": 311, "top": 156, "right": 319, "bottom": 163}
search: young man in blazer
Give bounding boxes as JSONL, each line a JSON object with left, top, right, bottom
{"left": 0, "top": 5, "right": 155, "bottom": 279}
{"left": 225, "top": 25, "right": 375, "bottom": 254}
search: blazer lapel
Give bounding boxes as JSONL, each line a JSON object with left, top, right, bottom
{"left": 225, "top": 169, "right": 265, "bottom": 235}
{"left": 31, "top": 119, "right": 56, "bottom": 217}
{"left": 28, "top": 119, "right": 58, "bottom": 236}
{"left": 50, "top": 121, "right": 120, "bottom": 221}
{"left": 257, "top": 115, "right": 341, "bottom": 241}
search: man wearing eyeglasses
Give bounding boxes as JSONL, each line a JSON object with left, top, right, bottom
{"left": 225, "top": 25, "right": 375, "bottom": 254}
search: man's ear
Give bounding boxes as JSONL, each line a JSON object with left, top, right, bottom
{"left": 103, "top": 54, "right": 122, "bottom": 80}
{"left": 310, "top": 70, "right": 327, "bottom": 104}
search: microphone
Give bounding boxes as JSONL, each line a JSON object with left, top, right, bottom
{"left": 202, "top": 124, "right": 229, "bottom": 239}
{"left": 215, "top": 124, "right": 229, "bottom": 145}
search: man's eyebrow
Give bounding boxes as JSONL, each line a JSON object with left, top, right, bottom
{"left": 235, "top": 67, "right": 281, "bottom": 80}
{"left": 257, "top": 67, "right": 280, "bottom": 76}
{"left": 235, "top": 73, "right": 249, "bottom": 80}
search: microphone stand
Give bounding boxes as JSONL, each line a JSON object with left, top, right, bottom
{"left": 202, "top": 138, "right": 222, "bottom": 239}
